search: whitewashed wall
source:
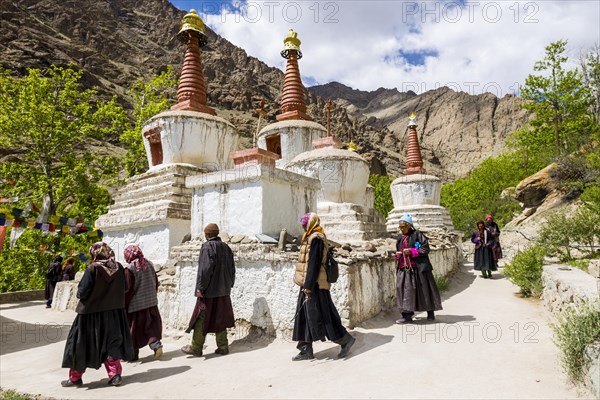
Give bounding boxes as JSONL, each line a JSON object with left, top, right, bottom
{"left": 102, "top": 220, "right": 189, "bottom": 264}
{"left": 287, "top": 148, "right": 370, "bottom": 206}
{"left": 257, "top": 120, "right": 326, "bottom": 168}
{"left": 187, "top": 165, "right": 320, "bottom": 239}
{"left": 143, "top": 111, "right": 240, "bottom": 170}
{"left": 390, "top": 174, "right": 442, "bottom": 207}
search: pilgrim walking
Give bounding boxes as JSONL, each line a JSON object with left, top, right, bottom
{"left": 182, "top": 223, "right": 236, "bottom": 357}
{"left": 61, "top": 242, "right": 134, "bottom": 387}
{"left": 485, "top": 214, "right": 503, "bottom": 269}
{"left": 472, "top": 220, "right": 497, "bottom": 278}
{"left": 291, "top": 212, "right": 356, "bottom": 361}
{"left": 395, "top": 213, "right": 443, "bottom": 323}
{"left": 123, "top": 244, "right": 163, "bottom": 361}
{"left": 45, "top": 255, "right": 63, "bottom": 308}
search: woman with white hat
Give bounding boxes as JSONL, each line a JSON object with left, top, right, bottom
{"left": 395, "top": 214, "right": 443, "bottom": 323}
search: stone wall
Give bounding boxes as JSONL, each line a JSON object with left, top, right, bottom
{"left": 161, "top": 235, "right": 463, "bottom": 337}
{"left": 541, "top": 264, "right": 599, "bottom": 315}
{"left": 51, "top": 234, "right": 464, "bottom": 338}
{"left": 542, "top": 264, "right": 600, "bottom": 399}
{"left": 0, "top": 290, "right": 44, "bottom": 304}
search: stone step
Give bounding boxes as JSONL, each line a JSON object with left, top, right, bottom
{"left": 321, "top": 220, "right": 388, "bottom": 233}
{"left": 326, "top": 230, "right": 388, "bottom": 243}
{"left": 108, "top": 200, "right": 192, "bottom": 216}
{"left": 112, "top": 181, "right": 191, "bottom": 202}
{"left": 318, "top": 212, "right": 376, "bottom": 223}
{"left": 317, "top": 202, "right": 369, "bottom": 214}
{"left": 112, "top": 190, "right": 192, "bottom": 210}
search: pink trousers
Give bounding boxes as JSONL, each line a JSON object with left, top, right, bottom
{"left": 69, "top": 357, "right": 122, "bottom": 381}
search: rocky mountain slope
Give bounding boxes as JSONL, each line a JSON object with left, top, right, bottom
{"left": 1, "top": 0, "right": 531, "bottom": 179}
{"left": 310, "top": 82, "right": 532, "bottom": 179}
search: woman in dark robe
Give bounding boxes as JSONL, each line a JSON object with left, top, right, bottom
{"left": 123, "top": 244, "right": 163, "bottom": 361}
{"left": 62, "top": 257, "right": 76, "bottom": 281}
{"left": 291, "top": 212, "right": 355, "bottom": 361}
{"left": 61, "top": 242, "right": 134, "bottom": 387}
{"left": 45, "top": 255, "right": 63, "bottom": 308}
{"left": 485, "top": 214, "right": 503, "bottom": 269}
{"left": 472, "top": 220, "right": 497, "bottom": 279}
{"left": 395, "top": 213, "right": 443, "bottom": 324}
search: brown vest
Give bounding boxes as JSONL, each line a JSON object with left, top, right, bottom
{"left": 294, "top": 232, "right": 330, "bottom": 290}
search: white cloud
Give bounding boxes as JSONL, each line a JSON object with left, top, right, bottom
{"left": 173, "top": 0, "right": 600, "bottom": 96}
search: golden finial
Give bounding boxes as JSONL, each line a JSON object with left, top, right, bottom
{"left": 178, "top": 9, "right": 206, "bottom": 41}
{"left": 281, "top": 29, "right": 302, "bottom": 59}
{"left": 347, "top": 141, "right": 358, "bottom": 151}
{"left": 408, "top": 112, "right": 417, "bottom": 127}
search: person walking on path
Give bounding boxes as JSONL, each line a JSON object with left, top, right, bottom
{"left": 61, "top": 242, "right": 134, "bottom": 387}
{"left": 394, "top": 213, "right": 443, "bottom": 324}
{"left": 123, "top": 245, "right": 163, "bottom": 361}
{"left": 45, "top": 255, "right": 63, "bottom": 308}
{"left": 291, "top": 212, "right": 356, "bottom": 361}
{"left": 472, "top": 220, "right": 497, "bottom": 279}
{"left": 485, "top": 214, "right": 503, "bottom": 269}
{"left": 62, "top": 257, "right": 76, "bottom": 281}
{"left": 182, "top": 223, "right": 236, "bottom": 357}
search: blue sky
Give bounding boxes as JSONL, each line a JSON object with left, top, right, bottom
{"left": 170, "top": 1, "right": 600, "bottom": 97}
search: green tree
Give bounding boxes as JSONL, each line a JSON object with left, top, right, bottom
{"left": 440, "top": 153, "right": 532, "bottom": 236}
{"left": 120, "top": 68, "right": 177, "bottom": 177}
{"left": 0, "top": 229, "right": 92, "bottom": 292}
{"left": 0, "top": 65, "right": 127, "bottom": 220}
{"left": 580, "top": 44, "right": 600, "bottom": 122}
{"left": 518, "top": 40, "right": 593, "bottom": 158}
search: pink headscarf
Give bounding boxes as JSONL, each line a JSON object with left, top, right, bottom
{"left": 124, "top": 245, "right": 148, "bottom": 271}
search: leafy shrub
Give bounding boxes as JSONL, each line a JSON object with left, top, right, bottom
{"left": 369, "top": 174, "right": 393, "bottom": 218}
{"left": 503, "top": 245, "right": 545, "bottom": 297}
{"left": 552, "top": 301, "right": 600, "bottom": 383}
{"left": 537, "top": 208, "right": 600, "bottom": 261}
{"left": 0, "top": 388, "right": 36, "bottom": 400}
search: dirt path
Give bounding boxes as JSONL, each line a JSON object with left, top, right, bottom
{"left": 0, "top": 264, "right": 584, "bottom": 399}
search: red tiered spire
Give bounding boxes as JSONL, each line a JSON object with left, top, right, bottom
{"left": 276, "top": 29, "right": 312, "bottom": 122}
{"left": 171, "top": 10, "right": 216, "bottom": 115}
{"left": 405, "top": 113, "right": 424, "bottom": 174}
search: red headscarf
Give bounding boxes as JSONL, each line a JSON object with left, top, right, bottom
{"left": 124, "top": 245, "right": 148, "bottom": 271}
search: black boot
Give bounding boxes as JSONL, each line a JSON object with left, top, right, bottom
{"left": 396, "top": 311, "right": 414, "bottom": 324}
{"left": 336, "top": 333, "right": 356, "bottom": 358}
{"left": 427, "top": 311, "right": 435, "bottom": 321}
{"left": 292, "top": 342, "right": 314, "bottom": 361}
{"left": 129, "top": 348, "right": 139, "bottom": 362}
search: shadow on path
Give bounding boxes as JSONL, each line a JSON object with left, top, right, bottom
{"left": 133, "top": 348, "right": 187, "bottom": 363}
{"left": 0, "top": 301, "right": 46, "bottom": 311}
{"left": 311, "top": 331, "right": 394, "bottom": 361}
{"left": 0, "top": 315, "right": 70, "bottom": 355}
{"left": 227, "top": 328, "right": 276, "bottom": 355}
{"left": 441, "top": 263, "right": 477, "bottom": 302}
{"left": 80, "top": 366, "right": 192, "bottom": 389}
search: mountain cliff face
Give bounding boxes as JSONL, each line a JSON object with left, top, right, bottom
{"left": 310, "top": 82, "right": 532, "bottom": 179}
{"left": 0, "top": 0, "right": 531, "bottom": 179}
